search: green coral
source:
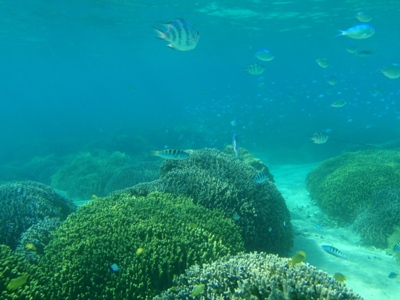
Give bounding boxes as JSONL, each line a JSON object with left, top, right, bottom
{"left": 104, "top": 160, "right": 161, "bottom": 195}
{"left": 0, "top": 181, "right": 76, "bottom": 249}
{"left": 0, "top": 245, "right": 47, "bottom": 299}
{"left": 306, "top": 149, "right": 400, "bottom": 223}
{"left": 155, "top": 252, "right": 363, "bottom": 299}
{"left": 51, "top": 150, "right": 132, "bottom": 199}
{"left": 34, "top": 191, "right": 244, "bottom": 299}
{"left": 125, "top": 148, "right": 292, "bottom": 255}
{"left": 353, "top": 188, "right": 400, "bottom": 247}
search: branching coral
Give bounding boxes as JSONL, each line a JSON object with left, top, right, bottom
{"left": 0, "top": 181, "right": 76, "bottom": 249}
{"left": 51, "top": 150, "right": 132, "bottom": 199}
{"left": 124, "top": 148, "right": 292, "bottom": 255}
{"left": 154, "top": 252, "right": 363, "bottom": 300}
{"left": 353, "top": 188, "right": 400, "bottom": 247}
{"left": 34, "top": 192, "right": 244, "bottom": 299}
{"left": 306, "top": 149, "right": 400, "bottom": 223}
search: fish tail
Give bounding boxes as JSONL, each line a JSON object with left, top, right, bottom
{"left": 154, "top": 28, "right": 167, "bottom": 40}
{"left": 150, "top": 150, "right": 159, "bottom": 156}
{"left": 336, "top": 30, "right": 345, "bottom": 37}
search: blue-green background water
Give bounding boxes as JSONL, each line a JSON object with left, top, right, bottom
{"left": 1, "top": 0, "right": 400, "bottom": 166}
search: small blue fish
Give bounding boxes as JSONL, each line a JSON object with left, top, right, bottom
{"left": 232, "top": 134, "right": 239, "bottom": 157}
{"left": 110, "top": 263, "right": 120, "bottom": 272}
{"left": 388, "top": 272, "right": 399, "bottom": 279}
{"left": 253, "top": 172, "right": 267, "bottom": 184}
{"left": 321, "top": 245, "right": 347, "bottom": 259}
{"left": 393, "top": 243, "right": 400, "bottom": 252}
{"left": 337, "top": 24, "right": 375, "bottom": 39}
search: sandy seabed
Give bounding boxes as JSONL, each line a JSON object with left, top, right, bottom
{"left": 270, "top": 163, "right": 400, "bottom": 300}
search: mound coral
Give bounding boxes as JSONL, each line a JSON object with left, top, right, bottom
{"left": 35, "top": 192, "right": 244, "bottom": 299}
{"left": 154, "top": 252, "right": 362, "bottom": 299}
{"left": 306, "top": 149, "right": 400, "bottom": 223}
{"left": 353, "top": 188, "right": 400, "bottom": 247}
{"left": 125, "top": 148, "right": 292, "bottom": 255}
{"left": 104, "top": 160, "right": 161, "bottom": 195}
{"left": 51, "top": 150, "right": 131, "bottom": 199}
{"left": 0, "top": 181, "right": 76, "bottom": 249}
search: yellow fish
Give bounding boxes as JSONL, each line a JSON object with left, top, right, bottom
{"left": 333, "top": 272, "right": 347, "bottom": 282}
{"left": 331, "top": 100, "right": 347, "bottom": 108}
{"left": 190, "top": 284, "right": 205, "bottom": 297}
{"left": 7, "top": 274, "right": 29, "bottom": 291}
{"left": 136, "top": 248, "right": 144, "bottom": 256}
{"left": 316, "top": 58, "right": 329, "bottom": 68}
{"left": 289, "top": 251, "right": 306, "bottom": 265}
{"left": 25, "top": 243, "right": 36, "bottom": 251}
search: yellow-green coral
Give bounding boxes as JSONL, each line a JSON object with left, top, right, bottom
{"left": 35, "top": 192, "right": 244, "bottom": 299}
{"left": 126, "top": 148, "right": 292, "bottom": 255}
{"left": 51, "top": 150, "right": 132, "bottom": 199}
{"left": 306, "top": 149, "right": 400, "bottom": 223}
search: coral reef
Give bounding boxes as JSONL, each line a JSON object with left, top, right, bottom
{"left": 0, "top": 245, "right": 47, "bottom": 299}
{"left": 123, "top": 148, "right": 292, "bottom": 255}
{"left": 306, "top": 149, "right": 400, "bottom": 223}
{"left": 35, "top": 192, "right": 244, "bottom": 299}
{"left": 154, "top": 252, "right": 363, "bottom": 299}
{"left": 223, "top": 145, "right": 274, "bottom": 182}
{"left": 0, "top": 181, "right": 76, "bottom": 249}
{"left": 104, "top": 160, "right": 161, "bottom": 194}
{"left": 15, "top": 217, "right": 62, "bottom": 264}
{"left": 353, "top": 188, "right": 400, "bottom": 247}
{"left": 51, "top": 150, "right": 132, "bottom": 199}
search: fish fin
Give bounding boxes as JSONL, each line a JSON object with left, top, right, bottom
{"left": 154, "top": 28, "right": 167, "bottom": 40}
{"left": 336, "top": 30, "right": 345, "bottom": 37}
{"left": 150, "top": 150, "right": 159, "bottom": 156}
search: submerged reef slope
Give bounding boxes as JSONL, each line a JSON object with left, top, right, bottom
{"left": 306, "top": 149, "right": 400, "bottom": 223}
{"left": 0, "top": 181, "right": 76, "bottom": 249}
{"left": 124, "top": 148, "right": 292, "bottom": 255}
{"left": 154, "top": 252, "right": 363, "bottom": 299}
{"left": 35, "top": 192, "right": 244, "bottom": 299}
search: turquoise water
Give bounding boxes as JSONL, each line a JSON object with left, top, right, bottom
{"left": 1, "top": 0, "right": 400, "bottom": 164}
{"left": 1, "top": 1, "right": 400, "bottom": 299}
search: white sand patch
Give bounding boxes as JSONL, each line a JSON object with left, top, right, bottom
{"left": 270, "top": 163, "right": 400, "bottom": 300}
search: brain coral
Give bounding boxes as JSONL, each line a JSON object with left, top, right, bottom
{"left": 154, "top": 252, "right": 362, "bottom": 299}
{"left": 306, "top": 149, "right": 400, "bottom": 223}
{"left": 35, "top": 191, "right": 244, "bottom": 299}
{"left": 124, "top": 148, "right": 292, "bottom": 255}
{"left": 0, "top": 181, "right": 76, "bottom": 249}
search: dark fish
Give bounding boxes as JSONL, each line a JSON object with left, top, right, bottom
{"left": 393, "top": 243, "right": 400, "bottom": 252}
{"left": 154, "top": 19, "right": 200, "bottom": 51}
{"left": 321, "top": 245, "right": 347, "bottom": 259}
{"left": 253, "top": 172, "right": 267, "bottom": 184}
{"left": 355, "top": 50, "right": 373, "bottom": 57}
{"left": 151, "top": 149, "right": 189, "bottom": 160}
{"left": 388, "top": 272, "right": 399, "bottom": 279}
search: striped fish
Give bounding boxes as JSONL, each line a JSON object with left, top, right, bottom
{"left": 321, "top": 245, "right": 347, "bottom": 259}
{"left": 151, "top": 149, "right": 189, "bottom": 160}
{"left": 253, "top": 172, "right": 267, "bottom": 184}
{"left": 154, "top": 19, "right": 200, "bottom": 51}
